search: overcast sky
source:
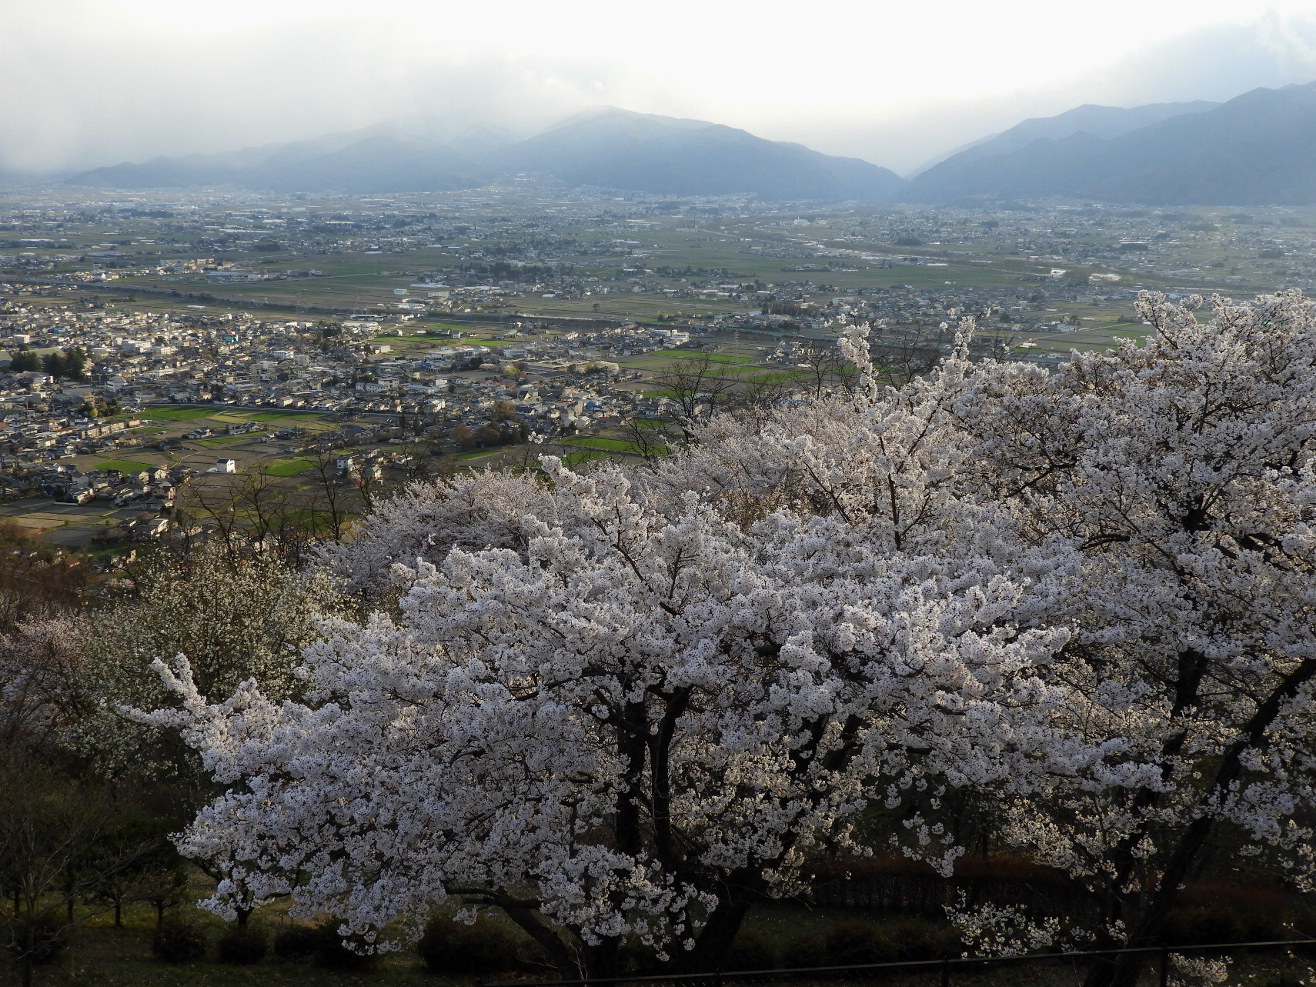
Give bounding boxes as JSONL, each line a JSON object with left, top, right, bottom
{"left": 5, "top": 0, "right": 1316, "bottom": 176}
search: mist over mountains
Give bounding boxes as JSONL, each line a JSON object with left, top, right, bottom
{"left": 904, "top": 82, "right": 1316, "bottom": 205}
{"left": 66, "top": 109, "right": 905, "bottom": 203}
{"left": 59, "top": 83, "right": 1316, "bottom": 205}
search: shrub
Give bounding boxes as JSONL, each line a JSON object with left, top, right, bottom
{"left": 824, "top": 921, "right": 893, "bottom": 965}
{"left": 887, "top": 918, "right": 959, "bottom": 960}
{"left": 152, "top": 918, "right": 207, "bottom": 963}
{"left": 417, "top": 914, "right": 515, "bottom": 975}
{"left": 725, "top": 930, "right": 779, "bottom": 971}
{"left": 1169, "top": 883, "right": 1299, "bottom": 945}
{"left": 311, "top": 917, "right": 376, "bottom": 971}
{"left": 781, "top": 933, "right": 828, "bottom": 970}
{"left": 6, "top": 914, "right": 65, "bottom": 966}
{"left": 1163, "top": 905, "right": 1247, "bottom": 946}
{"left": 217, "top": 924, "right": 268, "bottom": 964}
{"left": 272, "top": 923, "right": 322, "bottom": 961}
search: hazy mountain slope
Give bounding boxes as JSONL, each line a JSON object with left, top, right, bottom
{"left": 913, "top": 99, "right": 1219, "bottom": 175}
{"left": 905, "top": 83, "right": 1316, "bottom": 205}
{"left": 68, "top": 125, "right": 493, "bottom": 193}
{"left": 66, "top": 108, "right": 906, "bottom": 201}
{"left": 245, "top": 135, "right": 491, "bottom": 193}
{"left": 1091, "top": 82, "right": 1316, "bottom": 204}
{"left": 492, "top": 108, "right": 905, "bottom": 201}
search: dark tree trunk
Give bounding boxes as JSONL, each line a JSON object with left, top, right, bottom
{"left": 1084, "top": 658, "right": 1316, "bottom": 987}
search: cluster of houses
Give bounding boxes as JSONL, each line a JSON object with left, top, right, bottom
{"left": 5, "top": 188, "right": 1311, "bottom": 551}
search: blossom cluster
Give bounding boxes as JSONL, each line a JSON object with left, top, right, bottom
{"left": 155, "top": 291, "right": 1316, "bottom": 980}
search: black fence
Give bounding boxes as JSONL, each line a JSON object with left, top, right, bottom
{"left": 480, "top": 938, "right": 1316, "bottom": 987}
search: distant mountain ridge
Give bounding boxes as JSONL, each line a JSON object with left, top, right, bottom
{"left": 488, "top": 108, "right": 904, "bottom": 201}
{"left": 67, "top": 109, "right": 905, "bottom": 202}
{"left": 911, "top": 99, "right": 1220, "bottom": 176}
{"left": 904, "top": 83, "right": 1316, "bottom": 205}
{"left": 67, "top": 124, "right": 491, "bottom": 195}
{"left": 63, "top": 85, "right": 1316, "bottom": 205}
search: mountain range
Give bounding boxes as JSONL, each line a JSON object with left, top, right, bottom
{"left": 62, "top": 83, "right": 1316, "bottom": 205}
{"left": 903, "top": 82, "right": 1316, "bottom": 205}
{"left": 67, "top": 109, "right": 904, "bottom": 203}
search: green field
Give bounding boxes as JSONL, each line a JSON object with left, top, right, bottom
{"left": 143, "top": 407, "right": 215, "bottom": 422}
{"left": 193, "top": 434, "right": 252, "bottom": 449}
{"left": 651, "top": 349, "right": 746, "bottom": 362}
{"left": 563, "top": 448, "right": 610, "bottom": 468}
{"left": 563, "top": 436, "right": 666, "bottom": 456}
{"left": 263, "top": 458, "right": 315, "bottom": 477}
{"left": 213, "top": 409, "right": 326, "bottom": 424}
{"left": 94, "top": 459, "right": 156, "bottom": 473}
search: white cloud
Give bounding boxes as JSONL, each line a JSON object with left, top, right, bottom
{"left": 2, "top": 1, "right": 1315, "bottom": 175}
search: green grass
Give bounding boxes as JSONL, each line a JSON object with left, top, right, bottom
{"left": 263, "top": 458, "right": 315, "bottom": 477}
{"left": 193, "top": 435, "right": 252, "bottom": 449}
{"left": 19, "top": 907, "right": 473, "bottom": 986}
{"left": 284, "top": 507, "right": 348, "bottom": 532}
{"left": 95, "top": 459, "right": 155, "bottom": 473}
{"left": 562, "top": 437, "right": 667, "bottom": 456}
{"left": 561, "top": 437, "right": 636, "bottom": 452}
{"left": 652, "top": 349, "right": 746, "bottom": 362}
{"left": 4, "top": 884, "right": 1306, "bottom": 987}
{"left": 143, "top": 407, "right": 216, "bottom": 422}
{"left": 563, "top": 449, "right": 610, "bottom": 468}
{"left": 214, "top": 410, "right": 324, "bottom": 424}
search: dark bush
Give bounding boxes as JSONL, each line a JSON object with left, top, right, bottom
{"left": 6, "top": 914, "right": 65, "bottom": 966}
{"left": 887, "top": 918, "right": 960, "bottom": 960}
{"left": 217, "top": 924, "right": 268, "bottom": 964}
{"left": 1170, "top": 883, "right": 1299, "bottom": 945}
{"left": 725, "top": 930, "right": 779, "bottom": 971}
{"left": 824, "top": 921, "right": 893, "bottom": 965}
{"left": 311, "top": 917, "right": 376, "bottom": 971}
{"left": 1164, "top": 905, "right": 1247, "bottom": 946}
{"left": 781, "top": 933, "right": 828, "bottom": 969}
{"left": 417, "top": 914, "right": 515, "bottom": 975}
{"left": 272, "top": 923, "right": 322, "bottom": 961}
{"left": 152, "top": 918, "right": 208, "bottom": 963}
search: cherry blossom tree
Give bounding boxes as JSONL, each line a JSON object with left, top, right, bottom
{"left": 312, "top": 469, "right": 562, "bottom": 604}
{"left": 153, "top": 291, "right": 1316, "bottom": 984}
{"left": 153, "top": 453, "right": 1083, "bottom": 978}
{"left": 0, "top": 618, "right": 87, "bottom": 759}
{"left": 952, "top": 291, "right": 1316, "bottom": 987}
{"left": 75, "top": 542, "right": 345, "bottom": 787}
{"left": 647, "top": 292, "right": 1316, "bottom": 985}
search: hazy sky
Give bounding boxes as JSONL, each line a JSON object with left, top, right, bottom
{"left": 5, "top": 0, "right": 1316, "bottom": 176}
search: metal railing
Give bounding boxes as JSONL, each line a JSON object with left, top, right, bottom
{"left": 480, "top": 937, "right": 1316, "bottom": 987}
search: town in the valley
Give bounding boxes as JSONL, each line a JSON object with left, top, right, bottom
{"left": 2, "top": 182, "right": 1311, "bottom": 556}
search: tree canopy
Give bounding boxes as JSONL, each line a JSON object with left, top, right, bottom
{"left": 149, "top": 291, "right": 1316, "bottom": 985}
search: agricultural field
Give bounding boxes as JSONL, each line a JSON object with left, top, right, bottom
{"left": 0, "top": 406, "right": 407, "bottom": 548}
{"left": 83, "top": 193, "right": 1298, "bottom": 330}
{"left": 6, "top": 188, "right": 1316, "bottom": 558}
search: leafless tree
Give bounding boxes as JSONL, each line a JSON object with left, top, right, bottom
{"left": 0, "top": 759, "right": 158, "bottom": 987}
{"left": 794, "top": 339, "right": 861, "bottom": 399}
{"left": 650, "top": 353, "right": 744, "bottom": 441}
